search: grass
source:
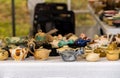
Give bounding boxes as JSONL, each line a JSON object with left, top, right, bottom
{"left": 0, "top": 0, "right": 95, "bottom": 37}
{"left": 0, "top": 0, "right": 30, "bottom": 37}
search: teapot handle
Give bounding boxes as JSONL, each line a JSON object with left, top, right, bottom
{"left": 28, "top": 49, "right": 34, "bottom": 55}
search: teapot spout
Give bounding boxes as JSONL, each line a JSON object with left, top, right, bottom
{"left": 75, "top": 48, "right": 84, "bottom": 56}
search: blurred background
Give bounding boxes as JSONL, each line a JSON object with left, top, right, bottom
{"left": 0, "top": 0, "right": 95, "bottom": 37}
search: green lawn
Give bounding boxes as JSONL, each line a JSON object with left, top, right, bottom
{"left": 0, "top": 0, "right": 30, "bottom": 37}
{"left": 0, "top": 0, "right": 95, "bottom": 37}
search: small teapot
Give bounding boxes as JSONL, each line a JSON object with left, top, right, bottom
{"left": 59, "top": 50, "right": 78, "bottom": 62}
{"left": 30, "top": 47, "right": 51, "bottom": 60}
{"left": 86, "top": 52, "right": 100, "bottom": 62}
{"left": 0, "top": 48, "right": 9, "bottom": 60}
{"left": 57, "top": 46, "right": 84, "bottom": 62}
{"left": 106, "top": 50, "right": 120, "bottom": 61}
{"left": 10, "top": 47, "right": 28, "bottom": 61}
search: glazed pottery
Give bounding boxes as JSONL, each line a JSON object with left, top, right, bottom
{"left": 106, "top": 50, "right": 120, "bottom": 61}
{"left": 59, "top": 50, "right": 77, "bottom": 62}
{"left": 94, "top": 47, "right": 106, "bottom": 57}
{"left": 35, "top": 30, "right": 46, "bottom": 41}
{"left": 57, "top": 46, "right": 84, "bottom": 62}
{"left": 10, "top": 47, "right": 28, "bottom": 61}
{"left": 33, "top": 48, "right": 51, "bottom": 60}
{"left": 50, "top": 40, "right": 59, "bottom": 48}
{"left": 86, "top": 52, "right": 100, "bottom": 62}
{"left": 75, "top": 38, "right": 90, "bottom": 47}
{"left": 68, "top": 35, "right": 78, "bottom": 41}
{"left": 5, "top": 37, "right": 27, "bottom": 45}
{"left": 0, "top": 48, "right": 9, "bottom": 60}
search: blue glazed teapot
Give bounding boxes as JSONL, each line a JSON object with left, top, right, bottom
{"left": 75, "top": 33, "right": 91, "bottom": 47}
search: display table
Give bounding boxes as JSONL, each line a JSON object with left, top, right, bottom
{"left": 88, "top": 4, "right": 120, "bottom": 35}
{"left": 0, "top": 56, "right": 120, "bottom": 78}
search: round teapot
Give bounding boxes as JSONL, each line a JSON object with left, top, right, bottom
{"left": 86, "top": 52, "right": 100, "bottom": 62}
{"left": 0, "top": 48, "right": 9, "bottom": 60}
{"left": 10, "top": 47, "right": 28, "bottom": 61}
{"left": 106, "top": 50, "right": 120, "bottom": 61}
{"left": 30, "top": 47, "right": 51, "bottom": 60}
{"left": 59, "top": 50, "right": 77, "bottom": 62}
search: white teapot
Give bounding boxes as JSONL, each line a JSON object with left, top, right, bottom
{"left": 86, "top": 52, "right": 100, "bottom": 62}
{"left": 10, "top": 47, "right": 28, "bottom": 61}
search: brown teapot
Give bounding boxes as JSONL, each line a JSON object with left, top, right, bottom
{"left": 30, "top": 47, "right": 51, "bottom": 60}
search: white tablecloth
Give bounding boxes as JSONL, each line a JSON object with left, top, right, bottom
{"left": 0, "top": 56, "right": 120, "bottom": 78}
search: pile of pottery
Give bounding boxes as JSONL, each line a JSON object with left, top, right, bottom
{"left": 89, "top": 0, "right": 120, "bottom": 27}
{"left": 0, "top": 30, "right": 120, "bottom": 62}
{"left": 0, "top": 29, "right": 91, "bottom": 61}
{"left": 85, "top": 34, "right": 120, "bottom": 62}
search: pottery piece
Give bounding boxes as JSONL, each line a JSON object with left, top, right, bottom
{"left": 5, "top": 37, "right": 27, "bottom": 45}
{"left": 27, "top": 38, "right": 36, "bottom": 52}
{"left": 68, "top": 35, "right": 78, "bottom": 41}
{"left": 35, "top": 30, "right": 53, "bottom": 42}
{"left": 10, "top": 47, "right": 28, "bottom": 61}
{"left": 75, "top": 33, "right": 91, "bottom": 47}
{"left": 57, "top": 46, "right": 72, "bottom": 52}
{"left": 0, "top": 48, "right": 9, "bottom": 60}
{"left": 50, "top": 39, "right": 59, "bottom": 48}
{"left": 106, "top": 50, "right": 120, "bottom": 61}
{"left": 32, "top": 48, "right": 51, "bottom": 60}
{"left": 86, "top": 52, "right": 100, "bottom": 62}
{"left": 94, "top": 47, "right": 106, "bottom": 57}
{"left": 35, "top": 30, "right": 46, "bottom": 42}
{"left": 57, "top": 46, "right": 84, "bottom": 62}
{"left": 59, "top": 50, "right": 77, "bottom": 62}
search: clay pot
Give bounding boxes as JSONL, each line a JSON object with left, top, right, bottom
{"left": 86, "top": 52, "right": 100, "bottom": 62}
{"left": 0, "top": 48, "right": 8, "bottom": 60}
{"left": 10, "top": 47, "right": 28, "bottom": 61}
{"left": 33, "top": 48, "right": 51, "bottom": 60}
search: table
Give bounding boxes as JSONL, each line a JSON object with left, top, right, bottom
{"left": 88, "top": 4, "right": 120, "bottom": 35}
{"left": 0, "top": 56, "right": 120, "bottom": 78}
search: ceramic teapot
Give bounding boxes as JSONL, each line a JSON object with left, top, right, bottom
{"left": 0, "top": 48, "right": 9, "bottom": 60}
{"left": 30, "top": 47, "right": 51, "bottom": 60}
{"left": 59, "top": 50, "right": 78, "bottom": 62}
{"left": 35, "top": 30, "right": 53, "bottom": 42}
{"left": 75, "top": 33, "right": 91, "bottom": 47}
{"left": 94, "top": 47, "right": 106, "bottom": 57}
{"left": 86, "top": 52, "right": 100, "bottom": 62}
{"left": 57, "top": 46, "right": 84, "bottom": 62}
{"left": 10, "top": 47, "right": 28, "bottom": 61}
{"left": 106, "top": 49, "right": 120, "bottom": 61}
